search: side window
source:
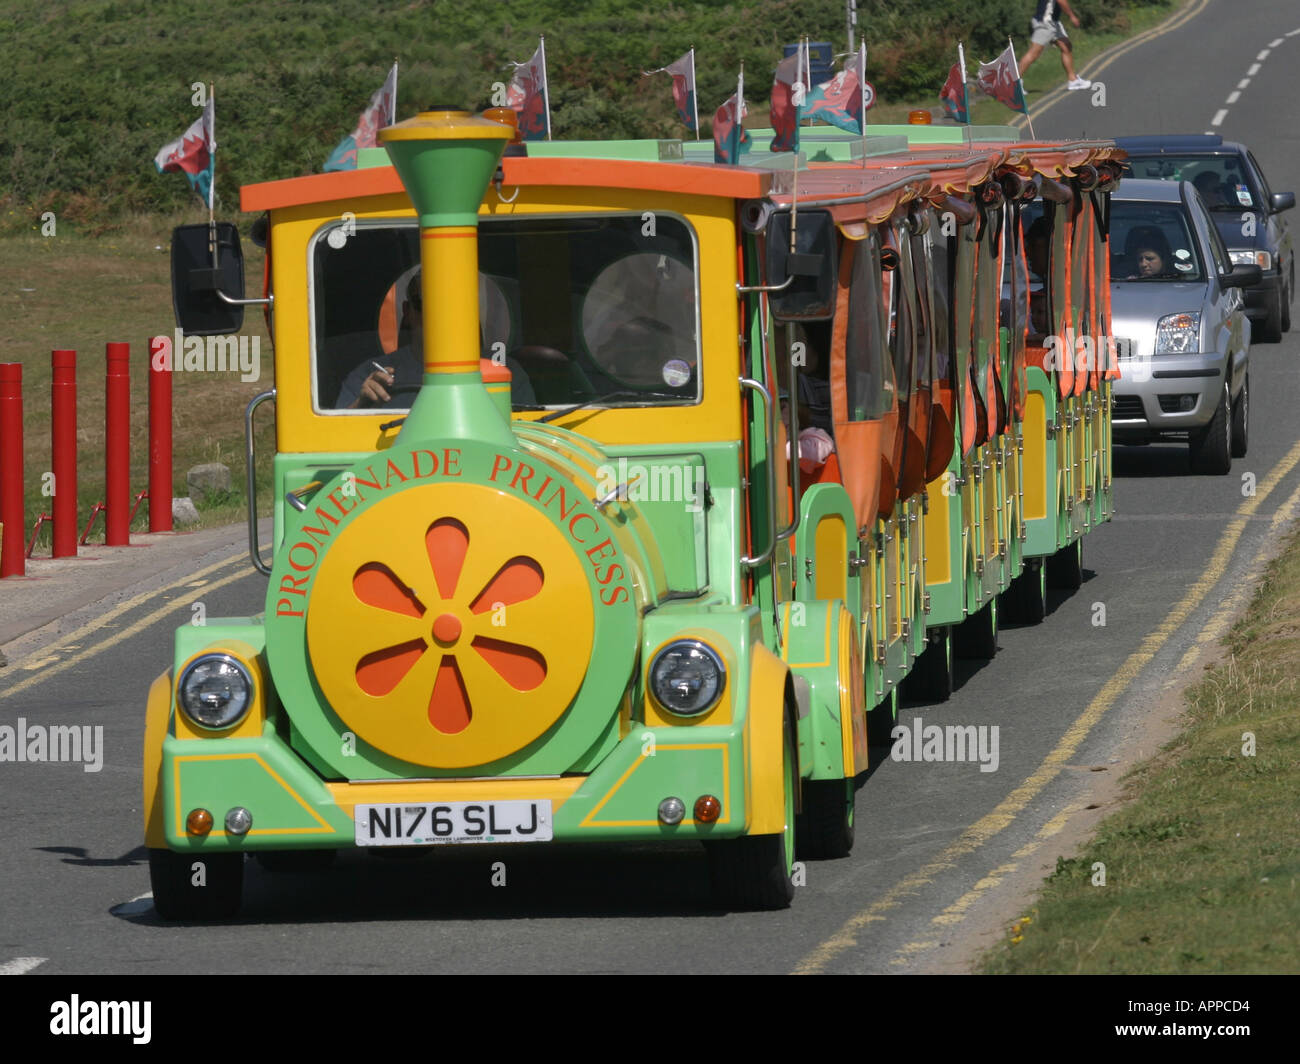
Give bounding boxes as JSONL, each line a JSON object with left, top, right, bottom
{"left": 1247, "top": 150, "right": 1274, "bottom": 207}
{"left": 844, "top": 236, "right": 892, "bottom": 421}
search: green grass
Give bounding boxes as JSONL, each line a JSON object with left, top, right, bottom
{"left": 983, "top": 527, "right": 1300, "bottom": 974}
{"left": 0, "top": 220, "right": 274, "bottom": 551}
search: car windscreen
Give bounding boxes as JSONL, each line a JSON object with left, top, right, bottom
{"left": 1123, "top": 153, "right": 1260, "bottom": 211}
{"left": 1109, "top": 202, "right": 1205, "bottom": 283}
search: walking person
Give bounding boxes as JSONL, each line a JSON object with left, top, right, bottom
{"left": 1020, "top": 1, "right": 1092, "bottom": 91}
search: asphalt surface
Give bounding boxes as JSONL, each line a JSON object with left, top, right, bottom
{"left": 2, "top": 0, "right": 1298, "bottom": 975}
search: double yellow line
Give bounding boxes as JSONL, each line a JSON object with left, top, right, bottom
{"left": 0, "top": 549, "right": 257, "bottom": 701}
{"left": 795, "top": 435, "right": 1300, "bottom": 973}
{"left": 1014, "top": 0, "right": 1211, "bottom": 130}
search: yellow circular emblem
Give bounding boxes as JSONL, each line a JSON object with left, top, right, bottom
{"left": 307, "top": 482, "right": 596, "bottom": 768}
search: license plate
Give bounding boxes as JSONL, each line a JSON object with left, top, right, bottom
{"left": 355, "top": 800, "right": 553, "bottom": 846}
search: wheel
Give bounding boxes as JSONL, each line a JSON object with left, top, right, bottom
{"left": 149, "top": 849, "right": 243, "bottom": 921}
{"left": 1046, "top": 538, "right": 1084, "bottom": 591}
{"left": 255, "top": 849, "right": 338, "bottom": 874}
{"left": 796, "top": 777, "right": 855, "bottom": 860}
{"left": 867, "top": 689, "right": 898, "bottom": 745}
{"left": 1230, "top": 372, "right": 1249, "bottom": 458}
{"left": 955, "top": 597, "right": 998, "bottom": 659}
{"left": 1189, "top": 381, "right": 1232, "bottom": 475}
{"left": 707, "top": 718, "right": 796, "bottom": 909}
{"left": 1282, "top": 270, "right": 1292, "bottom": 333}
{"left": 1005, "top": 558, "right": 1047, "bottom": 624}
{"left": 902, "top": 626, "right": 954, "bottom": 702}
{"left": 1258, "top": 287, "right": 1284, "bottom": 342}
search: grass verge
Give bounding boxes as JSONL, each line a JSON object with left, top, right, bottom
{"left": 982, "top": 525, "right": 1300, "bottom": 974}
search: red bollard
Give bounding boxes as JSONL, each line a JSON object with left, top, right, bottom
{"left": 148, "top": 336, "right": 172, "bottom": 532}
{"left": 51, "top": 349, "right": 78, "bottom": 557}
{"left": 0, "top": 362, "right": 24, "bottom": 577}
{"left": 105, "top": 342, "right": 131, "bottom": 546}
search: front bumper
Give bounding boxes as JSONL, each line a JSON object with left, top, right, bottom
{"left": 1112, "top": 352, "right": 1226, "bottom": 440}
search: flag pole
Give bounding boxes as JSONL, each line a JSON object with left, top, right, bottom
{"left": 859, "top": 41, "right": 867, "bottom": 167}
{"left": 692, "top": 47, "right": 700, "bottom": 140}
{"left": 390, "top": 59, "right": 398, "bottom": 125}
{"left": 1008, "top": 36, "right": 1035, "bottom": 139}
{"left": 958, "top": 41, "right": 969, "bottom": 125}
{"left": 540, "top": 34, "right": 552, "bottom": 141}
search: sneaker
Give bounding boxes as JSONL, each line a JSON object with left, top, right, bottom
{"left": 1067, "top": 77, "right": 1092, "bottom": 90}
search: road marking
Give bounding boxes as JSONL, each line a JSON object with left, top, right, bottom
{"left": 0, "top": 561, "right": 255, "bottom": 700}
{"left": 1257, "top": 49, "right": 1271, "bottom": 60}
{"left": 794, "top": 438, "right": 1300, "bottom": 974}
{"left": 1288, "top": 28, "right": 1300, "bottom": 38}
{"left": 1237, "top": 78, "right": 1251, "bottom": 89}
{"left": 1248, "top": 63, "right": 1261, "bottom": 75}
{"left": 0, "top": 957, "right": 47, "bottom": 975}
{"left": 0, "top": 549, "right": 248, "bottom": 679}
{"left": 1226, "top": 91, "right": 1241, "bottom": 105}
{"left": 1270, "top": 37, "right": 1284, "bottom": 47}
{"left": 1211, "top": 109, "right": 1228, "bottom": 126}
{"left": 1012, "top": 0, "right": 1211, "bottom": 129}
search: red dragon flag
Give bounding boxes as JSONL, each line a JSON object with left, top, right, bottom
{"left": 713, "top": 66, "right": 751, "bottom": 165}
{"left": 977, "top": 40, "right": 1028, "bottom": 116}
{"left": 805, "top": 42, "right": 871, "bottom": 135}
{"left": 154, "top": 95, "right": 215, "bottom": 210}
{"left": 644, "top": 49, "right": 698, "bottom": 136}
{"left": 507, "top": 36, "right": 551, "bottom": 141}
{"left": 323, "top": 62, "right": 398, "bottom": 172}
{"left": 770, "top": 39, "right": 811, "bottom": 153}
{"left": 940, "top": 43, "right": 970, "bottom": 123}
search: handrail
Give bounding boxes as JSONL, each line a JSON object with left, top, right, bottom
{"left": 740, "top": 377, "right": 778, "bottom": 570}
{"left": 245, "top": 389, "right": 276, "bottom": 575}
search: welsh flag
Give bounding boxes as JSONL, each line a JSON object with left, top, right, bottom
{"left": 770, "top": 41, "right": 810, "bottom": 152}
{"left": 154, "top": 97, "right": 215, "bottom": 208}
{"left": 507, "top": 38, "right": 551, "bottom": 141}
{"left": 645, "top": 49, "right": 697, "bottom": 134}
{"left": 940, "top": 44, "right": 970, "bottom": 123}
{"left": 805, "top": 44, "right": 870, "bottom": 135}
{"left": 977, "top": 42, "right": 1028, "bottom": 116}
{"left": 323, "top": 62, "right": 398, "bottom": 172}
{"left": 713, "top": 89, "right": 751, "bottom": 164}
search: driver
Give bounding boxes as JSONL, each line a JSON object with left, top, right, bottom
{"left": 336, "top": 278, "right": 424, "bottom": 409}
{"left": 597, "top": 316, "right": 690, "bottom": 391}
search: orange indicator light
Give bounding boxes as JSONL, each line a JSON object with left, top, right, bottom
{"left": 186, "top": 808, "right": 214, "bottom": 836}
{"left": 694, "top": 796, "right": 722, "bottom": 823}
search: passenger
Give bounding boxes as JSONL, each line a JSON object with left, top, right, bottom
{"left": 793, "top": 326, "right": 833, "bottom": 434}
{"left": 1124, "top": 227, "right": 1173, "bottom": 279}
{"left": 782, "top": 398, "right": 835, "bottom": 476}
{"left": 1025, "top": 218, "right": 1051, "bottom": 338}
{"left": 337, "top": 278, "right": 423, "bottom": 409}
{"left": 599, "top": 316, "right": 690, "bottom": 391}
{"left": 1192, "top": 171, "right": 1228, "bottom": 208}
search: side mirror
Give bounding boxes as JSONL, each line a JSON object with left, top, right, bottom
{"left": 1271, "top": 191, "right": 1295, "bottom": 212}
{"left": 765, "top": 209, "right": 837, "bottom": 321}
{"left": 1223, "top": 263, "right": 1262, "bottom": 289}
{"left": 171, "top": 222, "right": 245, "bottom": 336}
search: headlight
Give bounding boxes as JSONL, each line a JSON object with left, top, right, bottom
{"left": 1154, "top": 312, "right": 1201, "bottom": 355}
{"left": 649, "top": 641, "right": 726, "bottom": 717}
{"left": 178, "top": 654, "right": 254, "bottom": 730}
{"left": 1229, "top": 249, "right": 1272, "bottom": 270}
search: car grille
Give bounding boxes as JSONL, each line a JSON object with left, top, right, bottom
{"left": 1111, "top": 394, "right": 1145, "bottom": 420}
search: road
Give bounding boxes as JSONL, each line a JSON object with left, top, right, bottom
{"left": 1, "top": 0, "right": 1298, "bottom": 974}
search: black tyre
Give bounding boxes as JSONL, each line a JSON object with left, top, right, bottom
{"left": 1189, "top": 382, "right": 1232, "bottom": 475}
{"left": 1282, "top": 269, "right": 1293, "bottom": 333}
{"left": 902, "top": 626, "right": 954, "bottom": 702}
{"left": 1258, "top": 287, "right": 1284, "bottom": 342}
{"left": 796, "top": 777, "right": 855, "bottom": 860}
{"left": 255, "top": 849, "right": 338, "bottom": 874}
{"left": 955, "top": 597, "right": 998, "bottom": 659}
{"left": 1003, "top": 559, "right": 1047, "bottom": 624}
{"left": 1046, "top": 538, "right": 1084, "bottom": 591}
{"left": 149, "top": 848, "right": 243, "bottom": 921}
{"left": 867, "top": 691, "right": 897, "bottom": 745}
{"left": 1231, "top": 373, "right": 1249, "bottom": 459}
{"left": 707, "top": 719, "right": 796, "bottom": 910}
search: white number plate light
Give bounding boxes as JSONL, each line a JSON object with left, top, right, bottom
{"left": 355, "top": 800, "right": 553, "bottom": 846}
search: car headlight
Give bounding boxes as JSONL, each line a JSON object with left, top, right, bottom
{"left": 649, "top": 640, "right": 726, "bottom": 716}
{"left": 1154, "top": 312, "right": 1201, "bottom": 355}
{"left": 1229, "top": 249, "right": 1272, "bottom": 270}
{"left": 178, "top": 654, "right": 254, "bottom": 730}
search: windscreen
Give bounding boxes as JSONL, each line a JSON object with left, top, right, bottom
{"left": 1110, "top": 202, "right": 1204, "bottom": 282}
{"left": 1123, "top": 153, "right": 1259, "bottom": 211}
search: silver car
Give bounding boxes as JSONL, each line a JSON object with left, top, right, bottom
{"left": 1110, "top": 179, "right": 1261, "bottom": 473}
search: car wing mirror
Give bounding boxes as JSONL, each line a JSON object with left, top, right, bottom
{"left": 765, "top": 209, "right": 837, "bottom": 322}
{"left": 1223, "top": 263, "right": 1262, "bottom": 289}
{"left": 171, "top": 222, "right": 246, "bottom": 336}
{"left": 1270, "top": 191, "right": 1295, "bottom": 213}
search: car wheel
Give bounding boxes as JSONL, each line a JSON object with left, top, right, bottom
{"left": 1004, "top": 557, "right": 1048, "bottom": 624}
{"left": 797, "top": 777, "right": 855, "bottom": 860}
{"left": 955, "top": 597, "right": 998, "bottom": 659}
{"left": 1259, "top": 287, "right": 1284, "bottom": 342}
{"left": 901, "top": 626, "right": 955, "bottom": 702}
{"left": 1282, "top": 269, "right": 1292, "bottom": 333}
{"left": 1189, "top": 382, "right": 1232, "bottom": 475}
{"left": 149, "top": 849, "right": 243, "bottom": 921}
{"left": 1046, "top": 538, "right": 1084, "bottom": 591}
{"left": 1231, "top": 373, "right": 1249, "bottom": 458}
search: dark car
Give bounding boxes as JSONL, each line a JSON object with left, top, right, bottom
{"left": 1116, "top": 134, "right": 1295, "bottom": 341}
